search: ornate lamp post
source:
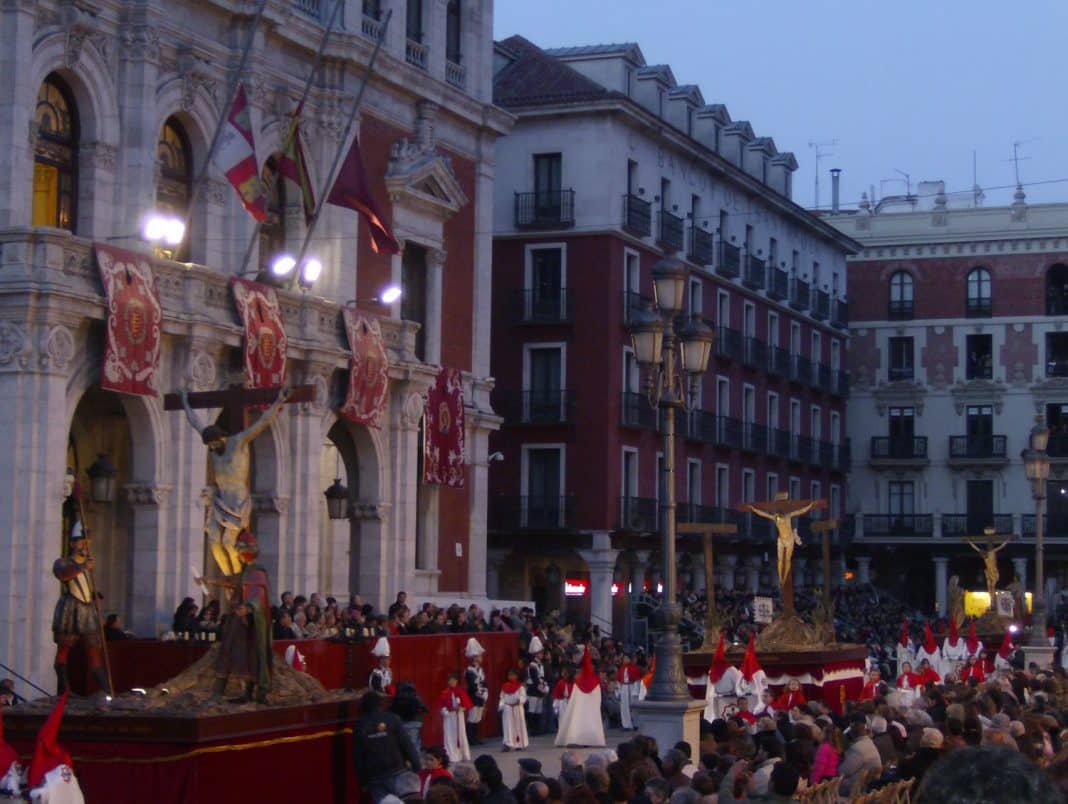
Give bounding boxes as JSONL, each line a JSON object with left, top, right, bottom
{"left": 1022, "top": 417, "right": 1051, "bottom": 648}
{"left": 628, "top": 256, "right": 714, "bottom": 701}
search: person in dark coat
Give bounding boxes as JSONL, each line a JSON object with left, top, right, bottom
{"left": 353, "top": 691, "right": 422, "bottom": 803}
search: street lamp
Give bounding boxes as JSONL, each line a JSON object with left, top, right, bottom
{"left": 86, "top": 454, "right": 118, "bottom": 504}
{"left": 627, "top": 255, "right": 714, "bottom": 702}
{"left": 1022, "top": 416, "right": 1051, "bottom": 648}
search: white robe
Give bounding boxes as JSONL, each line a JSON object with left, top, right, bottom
{"left": 441, "top": 692, "right": 471, "bottom": 763}
{"left": 896, "top": 643, "right": 914, "bottom": 676}
{"left": 619, "top": 680, "right": 638, "bottom": 729}
{"left": 555, "top": 686, "right": 606, "bottom": 747}
{"left": 704, "top": 666, "right": 743, "bottom": 723}
{"left": 498, "top": 686, "right": 529, "bottom": 749}
{"left": 738, "top": 669, "right": 768, "bottom": 710}
{"left": 914, "top": 645, "right": 941, "bottom": 676}
{"left": 1, "top": 762, "right": 23, "bottom": 795}
{"left": 29, "top": 766, "right": 84, "bottom": 804}
{"left": 941, "top": 639, "right": 967, "bottom": 679}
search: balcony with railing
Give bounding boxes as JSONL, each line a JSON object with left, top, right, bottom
{"left": 717, "top": 241, "right": 741, "bottom": 279}
{"left": 743, "top": 254, "right": 765, "bottom": 290}
{"left": 741, "top": 422, "right": 768, "bottom": 454}
{"left": 294, "top": 0, "right": 325, "bottom": 20}
{"left": 790, "top": 354, "right": 812, "bottom": 385}
{"left": 1048, "top": 432, "right": 1068, "bottom": 460}
{"left": 691, "top": 413, "right": 742, "bottom": 449}
{"left": 743, "top": 336, "right": 767, "bottom": 369}
{"left": 623, "top": 291, "right": 653, "bottom": 325}
{"left": 869, "top": 436, "right": 929, "bottom": 468}
{"left": 789, "top": 434, "right": 816, "bottom": 464}
{"left": 966, "top": 297, "right": 992, "bottom": 318}
{"left": 819, "top": 440, "right": 851, "bottom": 472}
{"left": 888, "top": 299, "right": 913, "bottom": 320}
{"left": 767, "top": 428, "right": 791, "bottom": 459}
{"left": 621, "top": 391, "right": 657, "bottom": 429}
{"left": 831, "top": 370, "right": 850, "bottom": 397}
{"left": 1022, "top": 514, "right": 1068, "bottom": 538}
{"left": 490, "top": 495, "right": 576, "bottom": 531}
{"left": 947, "top": 434, "right": 1008, "bottom": 466}
{"left": 622, "top": 194, "right": 652, "bottom": 237}
{"left": 790, "top": 277, "right": 810, "bottom": 311}
{"left": 812, "top": 289, "right": 830, "bottom": 321}
{"left": 518, "top": 390, "right": 575, "bottom": 425}
{"left": 689, "top": 225, "right": 715, "bottom": 266}
{"left": 361, "top": 13, "right": 384, "bottom": 40}
{"left": 768, "top": 267, "right": 789, "bottom": 300}
{"left": 620, "top": 496, "right": 659, "bottom": 532}
{"left": 405, "top": 38, "right": 428, "bottom": 69}
{"left": 446, "top": 60, "right": 466, "bottom": 89}
{"left": 832, "top": 299, "right": 849, "bottom": 329}
{"left": 514, "top": 288, "right": 571, "bottom": 325}
{"left": 863, "top": 514, "right": 935, "bottom": 537}
{"left": 816, "top": 363, "right": 833, "bottom": 393}
{"left": 658, "top": 209, "right": 685, "bottom": 252}
{"left": 767, "top": 345, "right": 790, "bottom": 378}
{"left": 514, "top": 190, "right": 575, "bottom": 230}
{"left": 715, "top": 326, "right": 744, "bottom": 361}
{"left": 941, "top": 514, "right": 1014, "bottom": 538}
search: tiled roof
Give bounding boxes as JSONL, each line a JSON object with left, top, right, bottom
{"left": 494, "top": 36, "right": 623, "bottom": 108}
{"left": 543, "top": 42, "right": 644, "bottom": 64}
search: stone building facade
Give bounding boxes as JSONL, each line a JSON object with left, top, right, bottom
{"left": 826, "top": 185, "right": 1068, "bottom": 615}
{"left": 0, "top": 0, "right": 509, "bottom": 691}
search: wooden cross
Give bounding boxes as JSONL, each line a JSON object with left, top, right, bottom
{"left": 162, "top": 384, "right": 316, "bottom": 434}
{"left": 678, "top": 522, "right": 738, "bottom": 643}
{"left": 809, "top": 518, "right": 839, "bottom": 616}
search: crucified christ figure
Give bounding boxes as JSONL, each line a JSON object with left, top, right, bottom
{"left": 740, "top": 492, "right": 823, "bottom": 588}
{"left": 180, "top": 386, "right": 289, "bottom": 575}
{"left": 967, "top": 538, "right": 1010, "bottom": 605}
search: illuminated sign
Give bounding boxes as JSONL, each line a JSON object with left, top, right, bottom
{"left": 564, "top": 579, "right": 588, "bottom": 597}
{"left": 611, "top": 582, "right": 620, "bottom": 597}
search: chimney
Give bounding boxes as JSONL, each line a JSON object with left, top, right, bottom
{"left": 830, "top": 168, "right": 842, "bottom": 213}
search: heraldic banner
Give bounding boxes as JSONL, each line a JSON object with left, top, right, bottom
{"left": 230, "top": 277, "right": 288, "bottom": 389}
{"left": 94, "top": 243, "right": 163, "bottom": 397}
{"left": 339, "top": 307, "right": 390, "bottom": 427}
{"left": 423, "top": 367, "right": 465, "bottom": 488}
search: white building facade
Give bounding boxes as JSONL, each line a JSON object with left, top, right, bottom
{"left": 0, "top": 0, "right": 509, "bottom": 692}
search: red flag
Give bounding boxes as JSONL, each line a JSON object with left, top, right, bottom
{"left": 277, "top": 106, "right": 315, "bottom": 224}
{"left": 327, "top": 135, "right": 400, "bottom": 254}
{"left": 423, "top": 367, "right": 465, "bottom": 488}
{"left": 28, "top": 691, "right": 73, "bottom": 789}
{"left": 214, "top": 84, "right": 267, "bottom": 221}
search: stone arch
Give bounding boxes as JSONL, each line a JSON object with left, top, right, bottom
{"left": 319, "top": 409, "right": 384, "bottom": 505}
{"left": 30, "top": 32, "right": 120, "bottom": 146}
{"left": 153, "top": 82, "right": 218, "bottom": 177}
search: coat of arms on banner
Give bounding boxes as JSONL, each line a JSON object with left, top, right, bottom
{"left": 230, "top": 277, "right": 288, "bottom": 390}
{"left": 339, "top": 308, "right": 390, "bottom": 427}
{"left": 753, "top": 596, "right": 774, "bottom": 624}
{"left": 423, "top": 367, "right": 465, "bottom": 488}
{"left": 94, "top": 244, "right": 163, "bottom": 397}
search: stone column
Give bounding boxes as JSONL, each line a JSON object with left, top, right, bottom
{"left": 746, "top": 557, "right": 761, "bottom": 595}
{"left": 933, "top": 556, "right": 949, "bottom": 617}
{"left": 721, "top": 554, "right": 737, "bottom": 592}
{"left": 424, "top": 247, "right": 445, "bottom": 366}
{"left": 834, "top": 558, "right": 847, "bottom": 590}
{"left": 252, "top": 494, "right": 289, "bottom": 590}
{"left": 284, "top": 376, "right": 329, "bottom": 597}
{"left": 856, "top": 556, "right": 872, "bottom": 585}
{"left": 466, "top": 388, "right": 497, "bottom": 598}
{"left": 632, "top": 550, "right": 651, "bottom": 596}
{"left": 579, "top": 531, "right": 619, "bottom": 636}
{"left": 125, "top": 483, "right": 173, "bottom": 638}
{"left": 1012, "top": 557, "right": 1028, "bottom": 590}
{"left": 0, "top": 1, "right": 36, "bottom": 227}
{"left": 0, "top": 315, "right": 77, "bottom": 692}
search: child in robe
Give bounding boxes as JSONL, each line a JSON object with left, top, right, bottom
{"left": 418, "top": 745, "right": 452, "bottom": 797}
{"left": 437, "top": 673, "right": 473, "bottom": 763}
{"left": 498, "top": 668, "right": 529, "bottom": 751}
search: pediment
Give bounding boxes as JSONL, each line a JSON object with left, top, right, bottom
{"left": 385, "top": 139, "right": 468, "bottom": 222}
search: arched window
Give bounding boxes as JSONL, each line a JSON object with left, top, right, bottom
{"left": 1047, "top": 264, "right": 1068, "bottom": 316}
{"left": 33, "top": 74, "right": 78, "bottom": 231}
{"left": 157, "top": 117, "right": 192, "bottom": 259}
{"left": 966, "top": 267, "right": 992, "bottom": 317}
{"left": 258, "top": 155, "right": 286, "bottom": 273}
{"left": 888, "top": 270, "right": 913, "bottom": 319}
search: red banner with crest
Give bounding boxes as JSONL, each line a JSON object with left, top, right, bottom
{"left": 339, "top": 307, "right": 390, "bottom": 428}
{"left": 423, "top": 367, "right": 465, "bottom": 488}
{"left": 230, "top": 277, "right": 287, "bottom": 389}
{"left": 94, "top": 244, "right": 163, "bottom": 397}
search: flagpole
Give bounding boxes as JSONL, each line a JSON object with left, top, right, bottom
{"left": 234, "top": 0, "right": 350, "bottom": 277}
{"left": 181, "top": 0, "right": 270, "bottom": 241}
{"left": 290, "top": 9, "right": 394, "bottom": 276}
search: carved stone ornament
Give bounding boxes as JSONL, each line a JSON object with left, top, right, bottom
{"left": 398, "top": 390, "right": 426, "bottom": 431}
{"left": 872, "top": 381, "right": 927, "bottom": 417}
{"left": 385, "top": 103, "right": 469, "bottom": 221}
{"left": 41, "top": 324, "right": 75, "bottom": 372}
{"left": 309, "top": 373, "right": 330, "bottom": 414}
{"left": 186, "top": 348, "right": 217, "bottom": 391}
{"left": 124, "top": 484, "right": 172, "bottom": 507}
{"left": 252, "top": 494, "right": 290, "bottom": 516}
{"left": 0, "top": 321, "right": 31, "bottom": 370}
{"left": 83, "top": 141, "right": 118, "bottom": 171}
{"left": 950, "top": 380, "right": 1005, "bottom": 415}
{"left": 1030, "top": 377, "right": 1068, "bottom": 413}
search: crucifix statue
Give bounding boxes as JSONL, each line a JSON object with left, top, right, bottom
{"left": 164, "top": 384, "right": 314, "bottom": 575}
{"left": 678, "top": 521, "right": 738, "bottom": 645}
{"left": 739, "top": 492, "right": 825, "bottom": 617}
{"left": 966, "top": 526, "right": 1016, "bottom": 607}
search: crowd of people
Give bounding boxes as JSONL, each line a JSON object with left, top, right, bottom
{"left": 355, "top": 655, "right": 1068, "bottom": 804}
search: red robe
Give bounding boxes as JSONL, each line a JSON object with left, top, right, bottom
{"left": 859, "top": 680, "right": 881, "bottom": 700}
{"left": 737, "top": 710, "right": 756, "bottom": 725}
{"left": 959, "top": 663, "right": 985, "bottom": 683}
{"left": 552, "top": 680, "right": 574, "bottom": 701}
{"left": 896, "top": 672, "right": 921, "bottom": 690}
{"left": 917, "top": 667, "right": 941, "bottom": 685}
{"left": 616, "top": 663, "right": 640, "bottom": 684}
{"left": 437, "top": 686, "right": 473, "bottom": 711}
{"left": 772, "top": 689, "right": 806, "bottom": 710}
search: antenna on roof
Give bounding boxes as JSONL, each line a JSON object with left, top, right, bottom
{"left": 1004, "top": 139, "right": 1035, "bottom": 186}
{"left": 808, "top": 139, "right": 836, "bottom": 208}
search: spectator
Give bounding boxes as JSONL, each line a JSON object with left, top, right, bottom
{"left": 352, "top": 691, "right": 422, "bottom": 803}
{"left": 0, "top": 678, "right": 25, "bottom": 707}
{"left": 870, "top": 716, "right": 898, "bottom": 765}
{"left": 172, "top": 597, "right": 198, "bottom": 634}
{"left": 838, "top": 716, "right": 881, "bottom": 797}
{"left": 916, "top": 745, "right": 1062, "bottom": 803}
{"left": 104, "top": 613, "right": 130, "bottom": 641}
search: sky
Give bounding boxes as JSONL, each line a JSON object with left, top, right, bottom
{"left": 493, "top": 0, "right": 1068, "bottom": 210}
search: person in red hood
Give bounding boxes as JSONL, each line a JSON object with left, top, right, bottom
{"left": 772, "top": 679, "right": 807, "bottom": 711}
